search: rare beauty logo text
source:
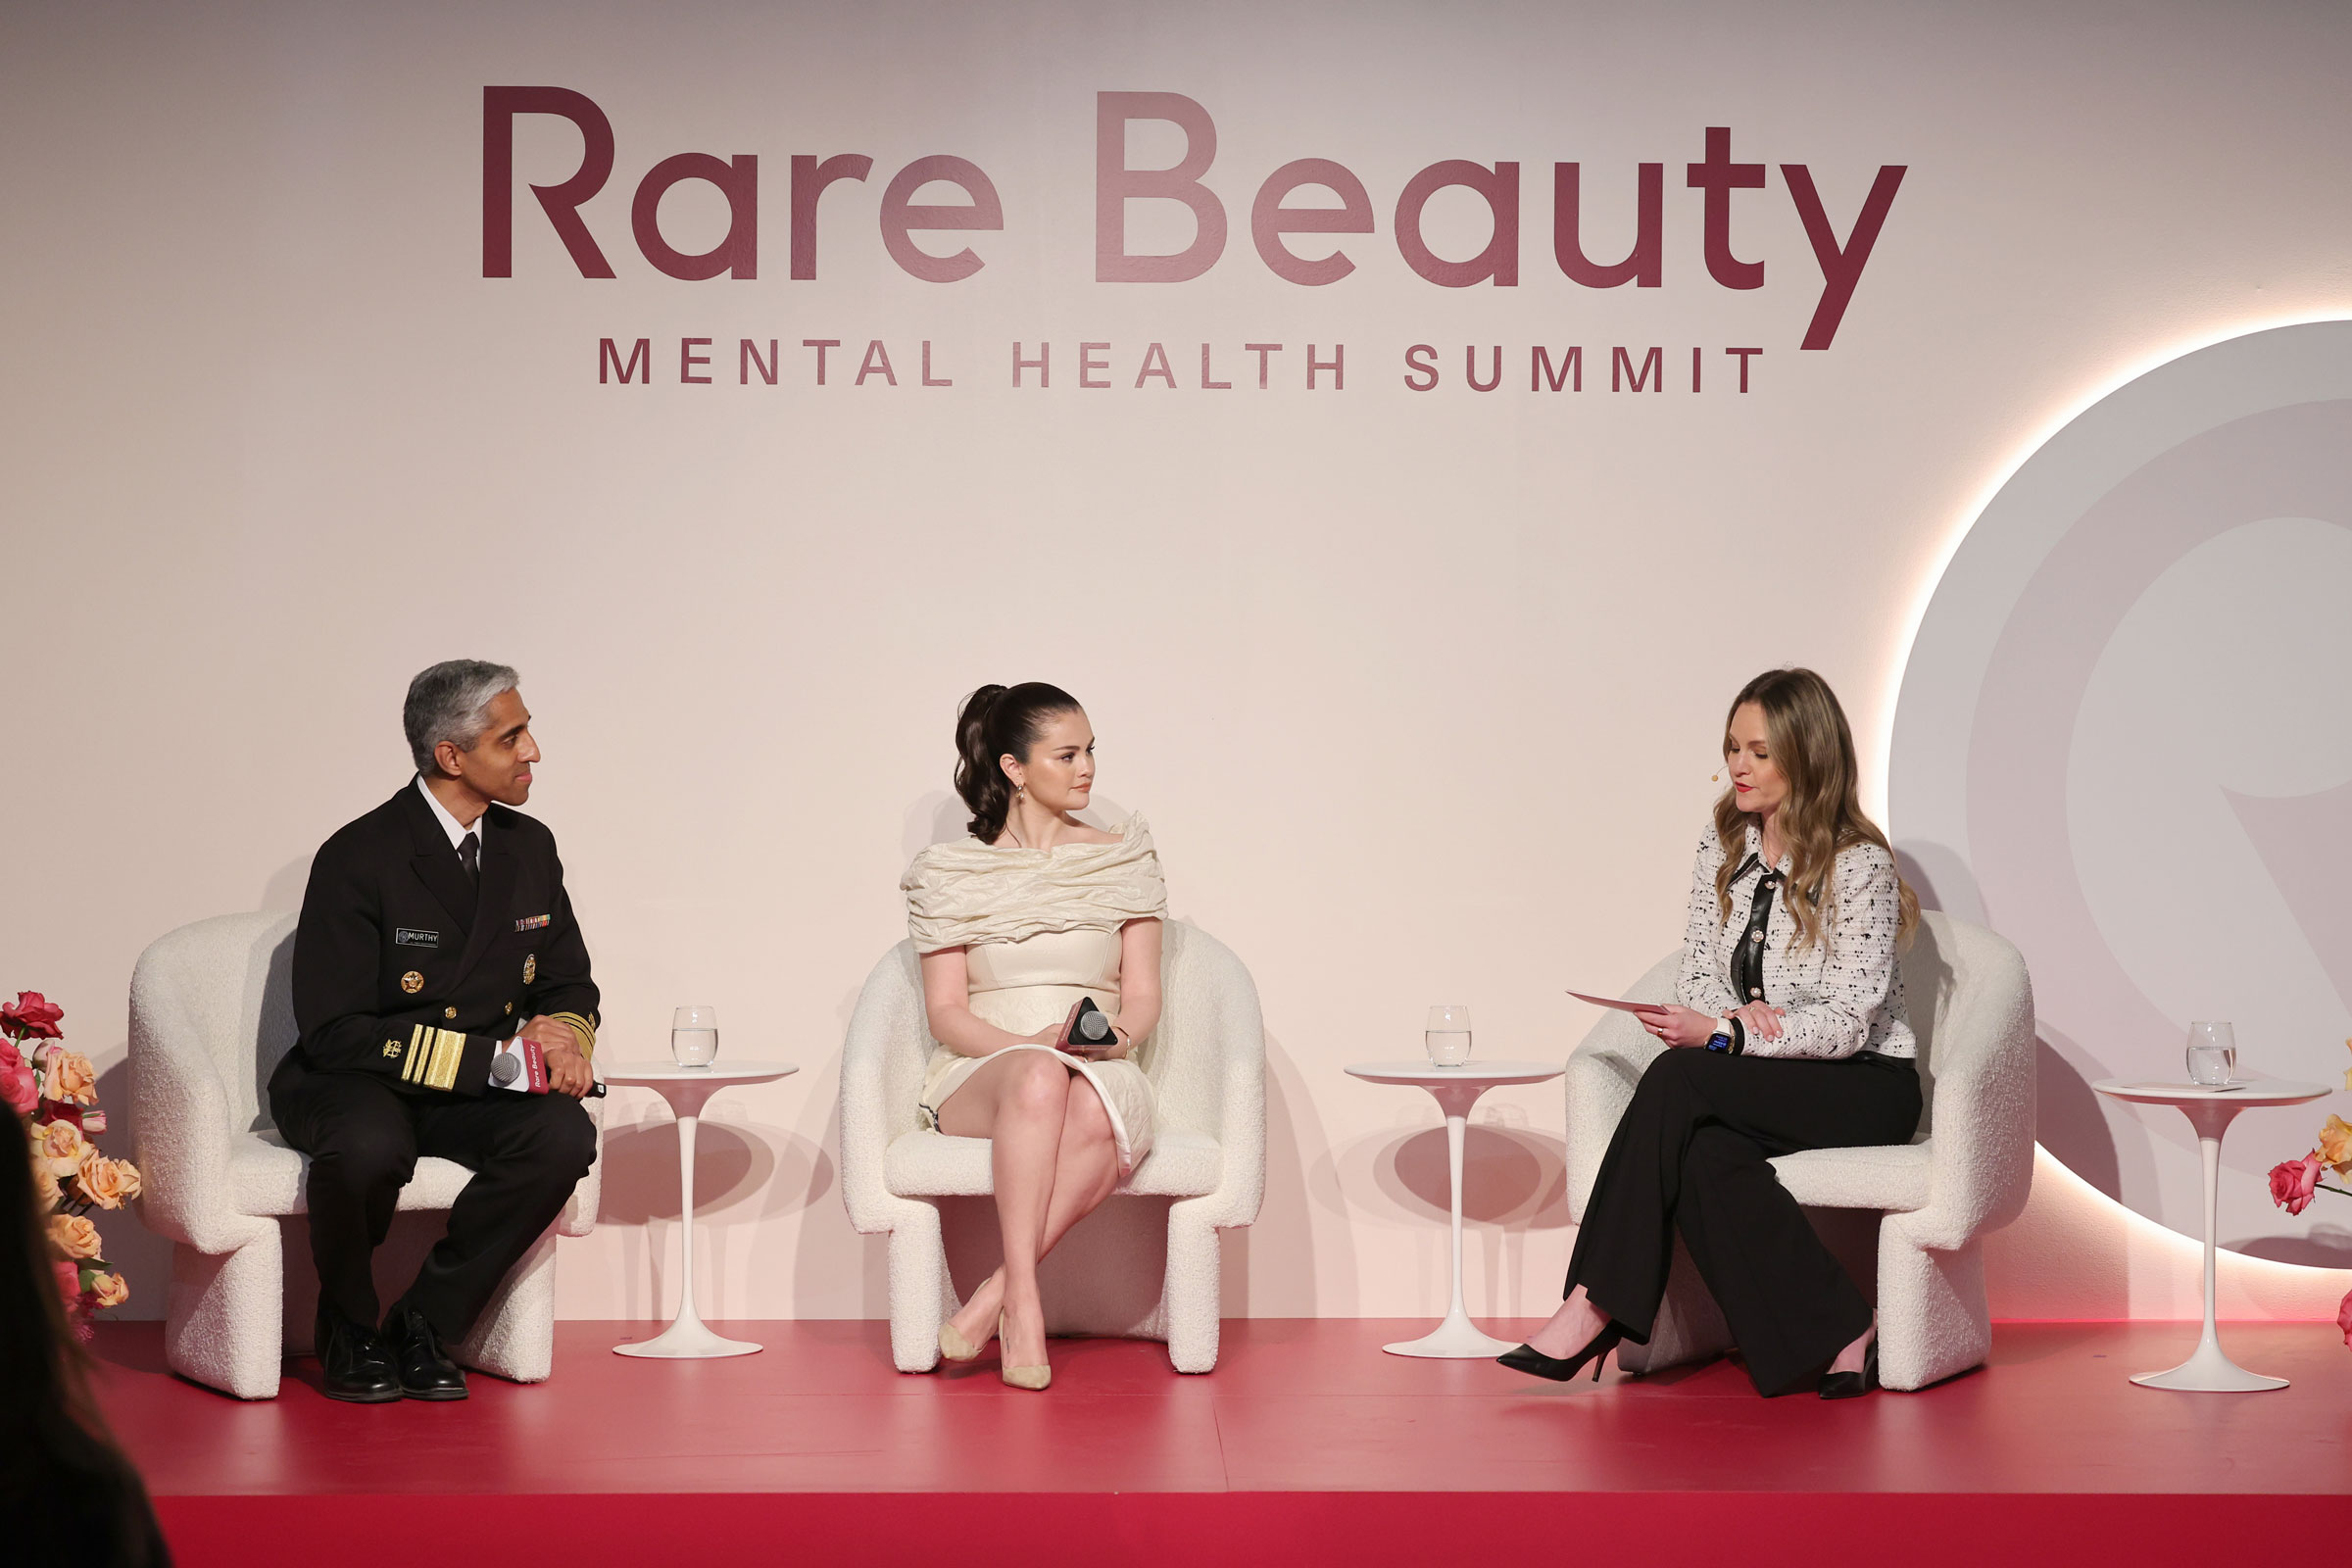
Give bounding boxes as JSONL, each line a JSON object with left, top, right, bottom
{"left": 484, "top": 87, "right": 1910, "bottom": 394}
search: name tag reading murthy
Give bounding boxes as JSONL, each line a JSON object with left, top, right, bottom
{"left": 395, "top": 928, "right": 441, "bottom": 948}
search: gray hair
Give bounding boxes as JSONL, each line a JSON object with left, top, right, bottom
{"left": 403, "top": 660, "right": 520, "bottom": 774}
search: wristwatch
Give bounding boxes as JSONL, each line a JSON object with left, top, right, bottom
{"left": 1704, "top": 1016, "right": 1746, "bottom": 1054}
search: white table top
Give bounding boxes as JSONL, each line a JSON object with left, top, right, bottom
{"left": 601, "top": 1060, "right": 800, "bottom": 1087}
{"left": 2091, "top": 1076, "right": 2328, "bottom": 1108}
{"left": 1347, "top": 1060, "right": 1563, "bottom": 1087}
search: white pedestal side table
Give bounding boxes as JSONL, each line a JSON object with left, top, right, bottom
{"left": 1347, "top": 1059, "right": 1566, "bottom": 1357}
{"left": 603, "top": 1060, "right": 798, "bottom": 1359}
{"left": 2092, "top": 1075, "right": 2328, "bottom": 1392}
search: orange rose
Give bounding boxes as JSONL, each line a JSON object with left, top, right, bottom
{"left": 31, "top": 1159, "right": 59, "bottom": 1208}
{"left": 75, "top": 1148, "right": 128, "bottom": 1209}
{"left": 48, "top": 1213, "right": 103, "bottom": 1259}
{"left": 88, "top": 1271, "right": 128, "bottom": 1309}
{"left": 33, "top": 1119, "right": 87, "bottom": 1178}
{"left": 110, "top": 1157, "right": 140, "bottom": 1201}
{"left": 2317, "top": 1114, "right": 2352, "bottom": 1178}
{"left": 41, "top": 1049, "right": 96, "bottom": 1106}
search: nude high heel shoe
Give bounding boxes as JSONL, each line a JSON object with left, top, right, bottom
{"left": 999, "top": 1313, "right": 1051, "bottom": 1391}
{"left": 939, "top": 1316, "right": 985, "bottom": 1363}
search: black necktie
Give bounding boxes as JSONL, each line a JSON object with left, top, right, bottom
{"left": 459, "top": 831, "right": 480, "bottom": 887}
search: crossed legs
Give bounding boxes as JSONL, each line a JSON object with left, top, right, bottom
{"left": 1527, "top": 1050, "right": 1915, "bottom": 1393}
{"left": 934, "top": 1050, "right": 1122, "bottom": 1374}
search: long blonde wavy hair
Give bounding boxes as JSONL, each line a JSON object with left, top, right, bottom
{"left": 1712, "top": 668, "right": 1918, "bottom": 954}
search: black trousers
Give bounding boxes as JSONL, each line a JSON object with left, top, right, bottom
{"left": 269, "top": 1067, "right": 598, "bottom": 1342}
{"left": 1566, "top": 1048, "right": 1921, "bottom": 1396}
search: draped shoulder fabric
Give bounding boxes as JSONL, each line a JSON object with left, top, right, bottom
{"left": 901, "top": 813, "right": 1167, "bottom": 954}
{"left": 899, "top": 816, "right": 1168, "bottom": 1174}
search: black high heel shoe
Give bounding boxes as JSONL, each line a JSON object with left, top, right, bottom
{"left": 1819, "top": 1334, "right": 1879, "bottom": 1399}
{"left": 1496, "top": 1323, "right": 1625, "bottom": 1384}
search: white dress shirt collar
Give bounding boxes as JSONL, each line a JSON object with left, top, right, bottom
{"left": 415, "top": 774, "right": 487, "bottom": 852}
{"left": 416, "top": 776, "right": 525, "bottom": 1074}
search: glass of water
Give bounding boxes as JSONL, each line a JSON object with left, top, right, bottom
{"left": 672, "top": 1005, "right": 719, "bottom": 1068}
{"left": 2184, "top": 1020, "right": 2235, "bottom": 1086}
{"left": 1426, "top": 1005, "right": 1472, "bottom": 1067}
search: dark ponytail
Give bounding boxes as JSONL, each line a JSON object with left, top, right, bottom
{"left": 955, "top": 682, "right": 1082, "bottom": 842}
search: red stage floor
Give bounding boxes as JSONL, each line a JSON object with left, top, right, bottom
{"left": 94, "top": 1319, "right": 2351, "bottom": 1566}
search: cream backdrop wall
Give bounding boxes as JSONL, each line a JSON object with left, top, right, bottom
{"left": 4, "top": 0, "right": 2349, "bottom": 1325}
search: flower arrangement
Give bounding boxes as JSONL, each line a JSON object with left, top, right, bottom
{"left": 5, "top": 991, "right": 140, "bottom": 1335}
{"left": 2263, "top": 1038, "right": 2352, "bottom": 1350}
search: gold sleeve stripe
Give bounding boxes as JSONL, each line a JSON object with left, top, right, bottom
{"left": 549, "top": 1011, "right": 598, "bottom": 1060}
{"left": 424, "top": 1029, "right": 465, "bottom": 1092}
{"left": 401, "top": 1025, "right": 468, "bottom": 1091}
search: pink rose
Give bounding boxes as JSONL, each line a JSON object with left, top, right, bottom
{"left": 40, "top": 1049, "right": 95, "bottom": 1107}
{"left": 78, "top": 1108, "right": 106, "bottom": 1136}
{"left": 2, "top": 992, "right": 64, "bottom": 1040}
{"left": 53, "top": 1259, "right": 80, "bottom": 1310}
{"left": 2271, "top": 1155, "right": 2324, "bottom": 1216}
{"left": 0, "top": 1039, "right": 35, "bottom": 1116}
{"left": 2338, "top": 1289, "right": 2351, "bottom": 1349}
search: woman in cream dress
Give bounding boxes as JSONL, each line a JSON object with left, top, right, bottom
{"left": 900, "top": 682, "right": 1166, "bottom": 1390}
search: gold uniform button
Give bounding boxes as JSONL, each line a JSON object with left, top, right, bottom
{"left": 445, "top": 1005, "right": 459, "bottom": 1020}
{"left": 400, "top": 971, "right": 423, "bottom": 995}
{"left": 504, "top": 1002, "right": 514, "bottom": 1015}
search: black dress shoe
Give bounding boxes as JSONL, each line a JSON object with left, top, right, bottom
{"left": 1496, "top": 1323, "right": 1627, "bottom": 1384}
{"left": 382, "top": 1304, "right": 468, "bottom": 1401}
{"left": 316, "top": 1307, "right": 402, "bottom": 1403}
{"left": 1820, "top": 1334, "right": 1879, "bottom": 1399}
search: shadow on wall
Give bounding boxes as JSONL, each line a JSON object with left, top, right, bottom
{"left": 87, "top": 1057, "right": 170, "bottom": 1322}
{"left": 794, "top": 1082, "right": 891, "bottom": 1320}
{"left": 1240, "top": 1033, "right": 1351, "bottom": 1315}
{"left": 596, "top": 1105, "right": 833, "bottom": 1322}
{"left": 249, "top": 928, "right": 299, "bottom": 1132}
{"left": 1318, "top": 1108, "right": 1566, "bottom": 1317}
{"left": 2229, "top": 1224, "right": 2352, "bottom": 1269}
{"left": 1389, "top": 1114, "right": 1569, "bottom": 1315}
{"left": 1898, "top": 840, "right": 2122, "bottom": 1196}
{"left": 1380, "top": 1122, "right": 1566, "bottom": 1230}
{"left": 816, "top": 978, "right": 896, "bottom": 1320}
{"left": 902, "top": 791, "right": 965, "bottom": 861}
{"left": 261, "top": 857, "right": 309, "bottom": 913}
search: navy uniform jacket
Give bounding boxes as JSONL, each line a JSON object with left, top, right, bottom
{"left": 273, "top": 782, "right": 600, "bottom": 1101}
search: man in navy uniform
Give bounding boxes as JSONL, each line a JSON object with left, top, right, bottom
{"left": 270, "top": 660, "right": 600, "bottom": 1401}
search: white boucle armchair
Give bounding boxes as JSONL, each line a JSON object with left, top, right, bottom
{"left": 1564, "top": 910, "right": 2034, "bottom": 1392}
{"left": 841, "top": 918, "right": 1265, "bottom": 1374}
{"left": 127, "top": 912, "right": 603, "bottom": 1399}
